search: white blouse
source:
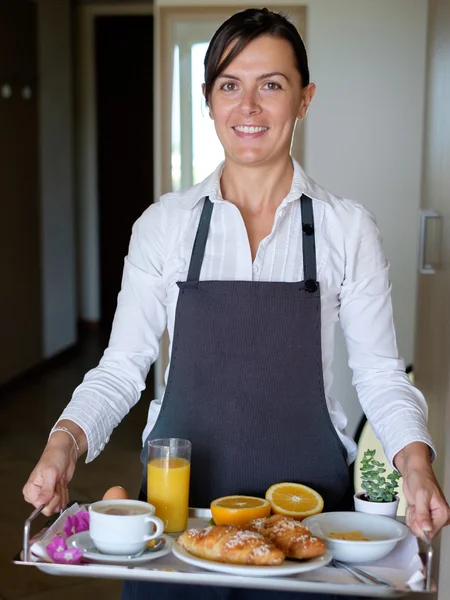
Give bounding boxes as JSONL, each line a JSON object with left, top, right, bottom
{"left": 59, "top": 159, "right": 435, "bottom": 466}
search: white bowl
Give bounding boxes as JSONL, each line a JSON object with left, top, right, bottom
{"left": 303, "top": 512, "right": 409, "bottom": 563}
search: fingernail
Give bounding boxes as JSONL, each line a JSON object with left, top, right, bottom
{"left": 423, "top": 523, "right": 432, "bottom": 532}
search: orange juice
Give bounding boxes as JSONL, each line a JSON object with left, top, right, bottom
{"left": 147, "top": 457, "right": 190, "bottom": 532}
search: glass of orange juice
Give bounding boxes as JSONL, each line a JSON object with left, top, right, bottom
{"left": 147, "top": 438, "right": 191, "bottom": 533}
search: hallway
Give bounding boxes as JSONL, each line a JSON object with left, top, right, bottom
{"left": 1, "top": 332, "right": 153, "bottom": 599}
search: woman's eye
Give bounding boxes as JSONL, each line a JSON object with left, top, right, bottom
{"left": 264, "top": 81, "right": 281, "bottom": 90}
{"left": 222, "top": 82, "right": 237, "bottom": 91}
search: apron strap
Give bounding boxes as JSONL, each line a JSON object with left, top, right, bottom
{"left": 300, "top": 194, "right": 318, "bottom": 287}
{"left": 187, "top": 197, "right": 214, "bottom": 281}
{"left": 187, "top": 194, "right": 317, "bottom": 285}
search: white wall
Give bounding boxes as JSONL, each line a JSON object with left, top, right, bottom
{"left": 303, "top": 0, "right": 428, "bottom": 435}
{"left": 153, "top": 0, "right": 428, "bottom": 436}
{"left": 37, "top": 0, "right": 77, "bottom": 357}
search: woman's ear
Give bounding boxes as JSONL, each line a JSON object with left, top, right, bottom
{"left": 297, "top": 82, "right": 316, "bottom": 120}
{"left": 202, "top": 83, "right": 213, "bottom": 119}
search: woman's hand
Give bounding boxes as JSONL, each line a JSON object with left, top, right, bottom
{"left": 394, "top": 442, "right": 450, "bottom": 539}
{"left": 23, "top": 422, "right": 85, "bottom": 516}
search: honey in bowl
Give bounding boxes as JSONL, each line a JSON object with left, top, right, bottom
{"left": 328, "top": 530, "right": 370, "bottom": 541}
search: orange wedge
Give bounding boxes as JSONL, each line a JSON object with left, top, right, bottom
{"left": 265, "top": 482, "right": 324, "bottom": 519}
{"left": 210, "top": 495, "right": 271, "bottom": 526}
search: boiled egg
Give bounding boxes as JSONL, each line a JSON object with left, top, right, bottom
{"left": 102, "top": 485, "right": 129, "bottom": 501}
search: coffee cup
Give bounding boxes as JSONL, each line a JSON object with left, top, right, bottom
{"left": 88, "top": 499, "right": 164, "bottom": 555}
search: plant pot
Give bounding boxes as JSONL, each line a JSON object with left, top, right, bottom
{"left": 353, "top": 492, "right": 399, "bottom": 519}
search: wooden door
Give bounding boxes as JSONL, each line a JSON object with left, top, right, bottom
{"left": 95, "top": 16, "right": 154, "bottom": 329}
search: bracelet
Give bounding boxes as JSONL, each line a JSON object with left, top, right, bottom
{"left": 48, "top": 426, "right": 80, "bottom": 453}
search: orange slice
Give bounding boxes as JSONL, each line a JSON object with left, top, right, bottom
{"left": 265, "top": 482, "right": 324, "bottom": 519}
{"left": 210, "top": 495, "right": 271, "bottom": 526}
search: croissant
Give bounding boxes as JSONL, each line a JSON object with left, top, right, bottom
{"left": 248, "top": 514, "right": 326, "bottom": 560}
{"left": 177, "top": 524, "right": 285, "bottom": 566}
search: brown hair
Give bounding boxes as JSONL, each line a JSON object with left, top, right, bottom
{"left": 204, "top": 8, "right": 310, "bottom": 104}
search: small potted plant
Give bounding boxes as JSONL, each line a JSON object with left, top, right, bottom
{"left": 354, "top": 449, "right": 402, "bottom": 518}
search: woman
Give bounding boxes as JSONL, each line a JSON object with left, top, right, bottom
{"left": 24, "top": 8, "right": 449, "bottom": 600}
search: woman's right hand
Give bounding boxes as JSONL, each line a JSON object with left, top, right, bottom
{"left": 23, "top": 429, "right": 79, "bottom": 516}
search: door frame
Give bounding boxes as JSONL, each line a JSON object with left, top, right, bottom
{"left": 75, "top": 2, "right": 154, "bottom": 328}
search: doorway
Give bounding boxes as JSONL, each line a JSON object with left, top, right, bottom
{"left": 95, "top": 15, "right": 154, "bottom": 329}
{"left": 0, "top": 0, "right": 41, "bottom": 384}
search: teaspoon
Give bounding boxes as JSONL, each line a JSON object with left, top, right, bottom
{"left": 127, "top": 538, "right": 165, "bottom": 559}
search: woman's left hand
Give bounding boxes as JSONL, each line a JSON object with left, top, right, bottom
{"left": 394, "top": 442, "right": 450, "bottom": 539}
{"left": 402, "top": 467, "right": 450, "bottom": 539}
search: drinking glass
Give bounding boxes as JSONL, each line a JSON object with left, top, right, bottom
{"left": 147, "top": 438, "right": 191, "bottom": 533}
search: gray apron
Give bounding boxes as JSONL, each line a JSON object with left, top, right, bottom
{"left": 122, "top": 195, "right": 352, "bottom": 600}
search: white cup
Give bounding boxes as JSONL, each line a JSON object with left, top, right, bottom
{"left": 88, "top": 499, "right": 164, "bottom": 555}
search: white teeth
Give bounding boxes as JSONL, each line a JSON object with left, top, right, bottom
{"left": 234, "top": 126, "right": 268, "bottom": 134}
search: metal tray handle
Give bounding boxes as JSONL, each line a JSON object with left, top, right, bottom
{"left": 423, "top": 533, "right": 433, "bottom": 592}
{"left": 23, "top": 504, "right": 46, "bottom": 562}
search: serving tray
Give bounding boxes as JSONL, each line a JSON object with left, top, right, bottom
{"left": 14, "top": 506, "right": 433, "bottom": 597}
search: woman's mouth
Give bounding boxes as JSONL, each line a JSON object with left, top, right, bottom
{"left": 232, "top": 125, "right": 269, "bottom": 138}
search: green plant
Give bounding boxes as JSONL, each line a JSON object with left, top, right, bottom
{"left": 360, "top": 449, "right": 401, "bottom": 502}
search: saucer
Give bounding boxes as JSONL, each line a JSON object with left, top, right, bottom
{"left": 67, "top": 531, "right": 171, "bottom": 565}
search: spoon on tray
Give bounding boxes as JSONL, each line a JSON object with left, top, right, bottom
{"left": 331, "top": 559, "right": 392, "bottom": 586}
{"left": 127, "top": 537, "right": 166, "bottom": 560}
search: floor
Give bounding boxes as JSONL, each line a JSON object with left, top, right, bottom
{"left": 0, "top": 331, "right": 154, "bottom": 600}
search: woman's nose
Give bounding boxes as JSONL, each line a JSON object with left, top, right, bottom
{"left": 239, "top": 89, "right": 261, "bottom": 115}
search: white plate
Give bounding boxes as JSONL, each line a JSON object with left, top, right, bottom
{"left": 171, "top": 541, "right": 332, "bottom": 577}
{"left": 67, "top": 531, "right": 172, "bottom": 565}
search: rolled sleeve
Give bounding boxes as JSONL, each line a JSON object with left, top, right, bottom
{"left": 57, "top": 203, "right": 168, "bottom": 462}
{"left": 339, "top": 204, "right": 435, "bottom": 467}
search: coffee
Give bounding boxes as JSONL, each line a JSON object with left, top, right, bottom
{"left": 93, "top": 504, "right": 150, "bottom": 516}
{"left": 89, "top": 499, "right": 164, "bottom": 554}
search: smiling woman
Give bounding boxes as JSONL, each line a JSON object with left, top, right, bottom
{"left": 203, "top": 14, "right": 314, "bottom": 175}
{"left": 165, "top": 7, "right": 307, "bottom": 196}
{"left": 206, "top": 35, "right": 315, "bottom": 173}
{"left": 23, "top": 7, "right": 449, "bottom": 600}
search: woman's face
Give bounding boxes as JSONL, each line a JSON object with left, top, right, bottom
{"left": 207, "top": 35, "right": 315, "bottom": 167}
